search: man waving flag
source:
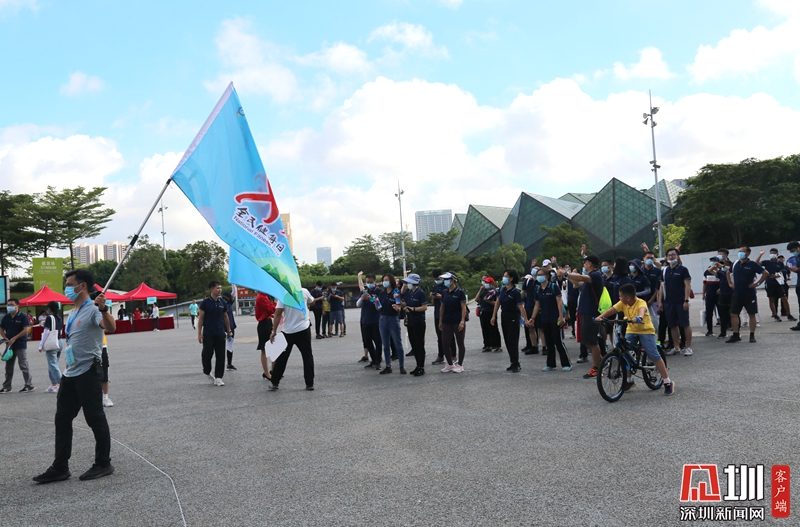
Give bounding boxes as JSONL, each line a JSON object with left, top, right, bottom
{"left": 171, "top": 82, "right": 304, "bottom": 311}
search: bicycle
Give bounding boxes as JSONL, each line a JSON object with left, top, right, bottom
{"left": 596, "top": 319, "right": 668, "bottom": 402}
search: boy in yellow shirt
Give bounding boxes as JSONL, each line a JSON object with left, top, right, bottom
{"left": 596, "top": 283, "right": 674, "bottom": 395}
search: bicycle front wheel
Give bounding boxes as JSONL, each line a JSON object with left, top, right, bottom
{"left": 642, "top": 346, "right": 667, "bottom": 390}
{"left": 597, "top": 351, "right": 625, "bottom": 402}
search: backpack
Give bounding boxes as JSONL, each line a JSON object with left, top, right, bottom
{"left": 588, "top": 274, "right": 612, "bottom": 314}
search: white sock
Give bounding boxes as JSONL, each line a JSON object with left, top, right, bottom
{"left": 664, "top": 377, "right": 671, "bottom": 384}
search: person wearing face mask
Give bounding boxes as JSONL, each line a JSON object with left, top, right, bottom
{"left": 641, "top": 251, "right": 662, "bottom": 333}
{"left": 756, "top": 248, "right": 796, "bottom": 323}
{"left": 38, "top": 301, "right": 63, "bottom": 394}
{"left": 491, "top": 269, "right": 529, "bottom": 373}
{"left": 438, "top": 272, "right": 467, "bottom": 373}
{"left": 702, "top": 257, "right": 721, "bottom": 337}
{"left": 33, "top": 268, "right": 117, "bottom": 483}
{"left": 567, "top": 255, "right": 605, "bottom": 378}
{"left": 400, "top": 274, "right": 427, "bottom": 376}
{"left": 430, "top": 268, "right": 456, "bottom": 365}
{"left": 309, "top": 281, "right": 325, "bottom": 339}
{"left": 566, "top": 267, "right": 580, "bottom": 340}
{"left": 376, "top": 273, "right": 405, "bottom": 374}
{"left": 714, "top": 254, "right": 733, "bottom": 339}
{"left": 725, "top": 246, "right": 768, "bottom": 344}
{"left": 479, "top": 277, "right": 502, "bottom": 352}
{"left": 0, "top": 298, "right": 33, "bottom": 393}
{"left": 629, "top": 260, "right": 652, "bottom": 300}
{"left": 658, "top": 248, "right": 694, "bottom": 356}
{"left": 786, "top": 241, "right": 800, "bottom": 331}
{"left": 474, "top": 274, "right": 490, "bottom": 351}
{"left": 357, "top": 272, "right": 383, "bottom": 369}
{"left": 521, "top": 267, "right": 541, "bottom": 355}
{"left": 531, "top": 269, "right": 571, "bottom": 372}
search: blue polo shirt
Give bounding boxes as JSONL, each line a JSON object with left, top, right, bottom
{"left": 0, "top": 311, "right": 30, "bottom": 350}
{"left": 523, "top": 277, "right": 537, "bottom": 310}
{"left": 480, "top": 287, "right": 498, "bottom": 313}
{"left": 577, "top": 271, "right": 604, "bottom": 315}
{"left": 661, "top": 264, "right": 691, "bottom": 304}
{"left": 440, "top": 287, "right": 467, "bottom": 325}
{"left": 717, "top": 268, "right": 733, "bottom": 296}
{"left": 762, "top": 260, "right": 784, "bottom": 285}
{"left": 789, "top": 256, "right": 800, "bottom": 290}
{"left": 631, "top": 273, "right": 651, "bottom": 297}
{"left": 498, "top": 286, "right": 523, "bottom": 314}
{"left": 329, "top": 288, "right": 344, "bottom": 312}
{"left": 359, "top": 287, "right": 382, "bottom": 324}
{"left": 642, "top": 265, "right": 662, "bottom": 298}
{"left": 567, "top": 280, "right": 579, "bottom": 302}
{"left": 377, "top": 288, "right": 398, "bottom": 317}
{"left": 199, "top": 296, "right": 227, "bottom": 337}
{"left": 402, "top": 287, "right": 427, "bottom": 326}
{"left": 731, "top": 259, "right": 764, "bottom": 297}
{"left": 610, "top": 274, "right": 633, "bottom": 304}
{"left": 535, "top": 282, "right": 561, "bottom": 323}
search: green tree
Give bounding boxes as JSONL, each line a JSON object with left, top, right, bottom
{"left": 87, "top": 259, "right": 119, "bottom": 290}
{"left": 658, "top": 224, "right": 686, "bottom": 254}
{"left": 340, "top": 235, "right": 384, "bottom": 274}
{"left": 490, "top": 243, "right": 527, "bottom": 278}
{"left": 0, "top": 191, "right": 36, "bottom": 275}
{"left": 55, "top": 187, "right": 115, "bottom": 270}
{"left": 177, "top": 240, "right": 228, "bottom": 297}
{"left": 380, "top": 231, "right": 413, "bottom": 275}
{"left": 164, "top": 248, "right": 188, "bottom": 299}
{"left": 539, "top": 222, "right": 590, "bottom": 268}
{"left": 298, "top": 262, "right": 329, "bottom": 276}
{"left": 118, "top": 236, "right": 169, "bottom": 291}
{"left": 328, "top": 255, "right": 352, "bottom": 275}
{"left": 677, "top": 155, "right": 800, "bottom": 251}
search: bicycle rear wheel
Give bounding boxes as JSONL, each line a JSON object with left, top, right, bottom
{"left": 642, "top": 346, "right": 667, "bottom": 390}
{"left": 597, "top": 351, "right": 625, "bottom": 402}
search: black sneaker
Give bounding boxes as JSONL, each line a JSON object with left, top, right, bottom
{"left": 623, "top": 380, "right": 635, "bottom": 392}
{"left": 521, "top": 346, "right": 532, "bottom": 352}
{"left": 509, "top": 364, "right": 521, "bottom": 373}
{"left": 482, "top": 347, "right": 492, "bottom": 353}
{"left": 399, "top": 367, "right": 407, "bottom": 374}
{"left": 306, "top": 386, "right": 314, "bottom": 391}
{"left": 358, "top": 357, "right": 369, "bottom": 363}
{"left": 749, "top": 334, "right": 756, "bottom": 343}
{"left": 405, "top": 351, "right": 414, "bottom": 357}
{"left": 365, "top": 362, "right": 380, "bottom": 369}
{"left": 33, "top": 466, "right": 71, "bottom": 484}
{"left": 315, "top": 335, "right": 324, "bottom": 340}
{"left": 0, "top": 388, "right": 11, "bottom": 394}
{"left": 432, "top": 358, "right": 444, "bottom": 365}
{"left": 775, "top": 317, "right": 783, "bottom": 323}
{"left": 79, "top": 463, "right": 114, "bottom": 481}
{"left": 379, "top": 367, "right": 393, "bottom": 375}
{"left": 576, "top": 357, "right": 589, "bottom": 364}
{"left": 20, "top": 385, "right": 35, "bottom": 393}
{"left": 705, "top": 331, "right": 713, "bottom": 337}
{"left": 792, "top": 325, "right": 800, "bottom": 331}
{"left": 226, "top": 364, "right": 237, "bottom": 371}
{"left": 268, "top": 384, "right": 279, "bottom": 391}
{"left": 788, "top": 315, "right": 798, "bottom": 322}
{"left": 725, "top": 335, "right": 741, "bottom": 343}
{"left": 492, "top": 347, "right": 503, "bottom": 353}
{"left": 717, "top": 333, "right": 727, "bottom": 339}
{"left": 409, "top": 367, "right": 420, "bottom": 375}
{"left": 413, "top": 368, "right": 425, "bottom": 377}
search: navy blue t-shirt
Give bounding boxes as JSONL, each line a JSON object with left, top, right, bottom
{"left": 717, "top": 268, "right": 733, "bottom": 296}
{"left": 662, "top": 265, "right": 691, "bottom": 304}
{"left": 199, "top": 296, "right": 227, "bottom": 337}
{"left": 402, "top": 287, "right": 427, "bottom": 326}
{"left": 732, "top": 259, "right": 764, "bottom": 297}
{"left": 523, "top": 277, "right": 538, "bottom": 310}
{"left": 329, "top": 288, "right": 344, "bottom": 312}
{"left": 642, "top": 265, "right": 662, "bottom": 297}
{"left": 0, "top": 311, "right": 30, "bottom": 350}
{"left": 431, "top": 283, "right": 447, "bottom": 319}
{"left": 631, "top": 273, "right": 651, "bottom": 297}
{"left": 440, "top": 287, "right": 467, "bottom": 325}
{"left": 498, "top": 286, "right": 523, "bottom": 314}
{"left": 610, "top": 275, "right": 632, "bottom": 304}
{"left": 378, "top": 288, "right": 399, "bottom": 317}
{"left": 359, "top": 287, "right": 382, "bottom": 324}
{"left": 481, "top": 287, "right": 498, "bottom": 312}
{"left": 309, "top": 287, "right": 323, "bottom": 312}
{"left": 762, "top": 260, "right": 783, "bottom": 285}
{"left": 535, "top": 282, "right": 561, "bottom": 323}
{"left": 577, "top": 271, "right": 604, "bottom": 315}
{"left": 567, "top": 280, "right": 579, "bottom": 302}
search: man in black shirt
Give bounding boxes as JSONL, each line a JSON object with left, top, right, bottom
{"left": 197, "top": 281, "right": 233, "bottom": 386}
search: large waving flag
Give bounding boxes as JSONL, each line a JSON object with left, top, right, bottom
{"left": 171, "top": 82, "right": 305, "bottom": 311}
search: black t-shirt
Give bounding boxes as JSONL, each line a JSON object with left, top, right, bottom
{"left": 199, "top": 296, "right": 227, "bottom": 336}
{"left": 642, "top": 265, "right": 661, "bottom": 296}
{"left": 480, "top": 287, "right": 498, "bottom": 312}
{"left": 440, "top": 288, "right": 466, "bottom": 325}
{"left": 378, "top": 288, "right": 399, "bottom": 317}
{"left": 610, "top": 275, "right": 632, "bottom": 304}
{"left": 498, "top": 286, "right": 523, "bottom": 314}
{"left": 359, "top": 287, "right": 381, "bottom": 324}
{"left": 309, "top": 288, "right": 323, "bottom": 312}
{"left": 43, "top": 314, "right": 63, "bottom": 331}
{"left": 432, "top": 283, "right": 447, "bottom": 318}
{"left": 329, "top": 288, "right": 344, "bottom": 312}
{"left": 403, "top": 287, "right": 427, "bottom": 326}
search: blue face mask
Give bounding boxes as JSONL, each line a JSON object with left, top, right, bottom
{"left": 667, "top": 258, "right": 678, "bottom": 265}
{"left": 582, "top": 268, "right": 588, "bottom": 275}
{"left": 770, "top": 253, "right": 777, "bottom": 260}
{"left": 536, "top": 275, "right": 546, "bottom": 283}
{"left": 645, "top": 258, "right": 654, "bottom": 266}
{"left": 444, "top": 280, "right": 451, "bottom": 287}
{"left": 366, "top": 283, "right": 375, "bottom": 290}
{"left": 484, "top": 283, "right": 491, "bottom": 289}
{"left": 738, "top": 251, "right": 747, "bottom": 260}
{"left": 435, "top": 280, "right": 443, "bottom": 285}
{"left": 7, "top": 305, "right": 16, "bottom": 314}
{"left": 382, "top": 281, "right": 390, "bottom": 288}
{"left": 65, "top": 286, "right": 79, "bottom": 301}
{"left": 601, "top": 266, "right": 609, "bottom": 274}
{"left": 793, "top": 252, "right": 800, "bottom": 258}
{"left": 501, "top": 277, "right": 509, "bottom": 285}
{"left": 629, "top": 265, "right": 636, "bottom": 274}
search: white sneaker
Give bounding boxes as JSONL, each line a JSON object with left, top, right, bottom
{"left": 214, "top": 378, "right": 225, "bottom": 386}
{"left": 440, "top": 364, "right": 455, "bottom": 373}
{"left": 683, "top": 348, "right": 693, "bottom": 356}
{"left": 46, "top": 385, "right": 56, "bottom": 393}
{"left": 452, "top": 364, "right": 464, "bottom": 373}
{"left": 207, "top": 374, "right": 215, "bottom": 384}
{"left": 103, "top": 396, "right": 114, "bottom": 407}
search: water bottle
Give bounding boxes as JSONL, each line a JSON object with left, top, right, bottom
{"left": 394, "top": 290, "right": 401, "bottom": 305}
{"left": 375, "top": 298, "right": 383, "bottom": 310}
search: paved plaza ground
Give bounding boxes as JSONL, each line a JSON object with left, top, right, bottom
{"left": 1, "top": 297, "right": 797, "bottom": 526}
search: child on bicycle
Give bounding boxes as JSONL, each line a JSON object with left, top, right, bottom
{"left": 596, "top": 283, "right": 674, "bottom": 395}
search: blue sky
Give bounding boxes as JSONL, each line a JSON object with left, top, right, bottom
{"left": 2, "top": 0, "right": 799, "bottom": 265}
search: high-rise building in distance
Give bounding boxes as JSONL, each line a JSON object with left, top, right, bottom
{"left": 316, "top": 247, "right": 332, "bottom": 267}
{"left": 415, "top": 209, "right": 453, "bottom": 241}
{"left": 280, "top": 213, "right": 293, "bottom": 252}
{"left": 104, "top": 241, "right": 128, "bottom": 263}
{"left": 71, "top": 241, "right": 128, "bottom": 266}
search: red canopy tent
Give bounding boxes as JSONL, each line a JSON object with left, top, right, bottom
{"left": 94, "top": 284, "right": 132, "bottom": 302}
{"left": 124, "top": 283, "right": 177, "bottom": 300}
{"left": 17, "top": 285, "right": 73, "bottom": 307}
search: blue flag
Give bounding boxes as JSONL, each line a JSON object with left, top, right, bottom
{"left": 171, "top": 82, "right": 304, "bottom": 311}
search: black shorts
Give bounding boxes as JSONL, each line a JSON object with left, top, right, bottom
{"left": 579, "top": 314, "right": 599, "bottom": 346}
{"left": 730, "top": 296, "right": 758, "bottom": 316}
{"left": 766, "top": 281, "right": 785, "bottom": 299}
{"left": 101, "top": 346, "right": 109, "bottom": 383}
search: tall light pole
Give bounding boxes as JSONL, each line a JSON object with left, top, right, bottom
{"left": 158, "top": 199, "right": 167, "bottom": 260}
{"left": 394, "top": 182, "right": 407, "bottom": 277}
{"left": 643, "top": 89, "right": 664, "bottom": 258}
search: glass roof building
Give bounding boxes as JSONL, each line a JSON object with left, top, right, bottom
{"left": 455, "top": 178, "right": 682, "bottom": 261}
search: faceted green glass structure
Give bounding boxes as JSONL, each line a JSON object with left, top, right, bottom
{"left": 457, "top": 205, "right": 510, "bottom": 257}
{"left": 501, "top": 193, "right": 584, "bottom": 261}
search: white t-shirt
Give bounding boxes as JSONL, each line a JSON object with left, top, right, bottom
{"left": 151, "top": 305, "right": 159, "bottom": 318}
{"left": 276, "top": 288, "right": 314, "bottom": 334}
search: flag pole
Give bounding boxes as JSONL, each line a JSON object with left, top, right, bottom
{"left": 102, "top": 179, "right": 173, "bottom": 293}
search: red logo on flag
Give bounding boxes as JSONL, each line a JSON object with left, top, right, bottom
{"left": 680, "top": 464, "right": 722, "bottom": 502}
{"left": 235, "top": 179, "right": 280, "bottom": 225}
{"left": 772, "top": 465, "right": 790, "bottom": 518}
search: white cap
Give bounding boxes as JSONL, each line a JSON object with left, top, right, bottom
{"left": 542, "top": 259, "right": 551, "bottom": 266}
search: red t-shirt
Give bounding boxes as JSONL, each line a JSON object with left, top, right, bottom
{"left": 255, "top": 293, "right": 275, "bottom": 321}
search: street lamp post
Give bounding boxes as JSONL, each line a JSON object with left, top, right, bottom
{"left": 394, "top": 182, "right": 407, "bottom": 277}
{"left": 643, "top": 89, "right": 665, "bottom": 258}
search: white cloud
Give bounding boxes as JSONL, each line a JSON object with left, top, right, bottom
{"left": 60, "top": 72, "right": 105, "bottom": 96}
{"left": 440, "top": 0, "right": 463, "bottom": 9}
{"left": 369, "top": 22, "right": 449, "bottom": 58}
{"left": 688, "top": 4, "right": 800, "bottom": 83}
{"left": 613, "top": 47, "right": 674, "bottom": 80}
{"left": 0, "top": 0, "right": 36, "bottom": 12}
{"left": 204, "top": 18, "right": 299, "bottom": 103}
{"left": 295, "top": 42, "right": 371, "bottom": 74}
